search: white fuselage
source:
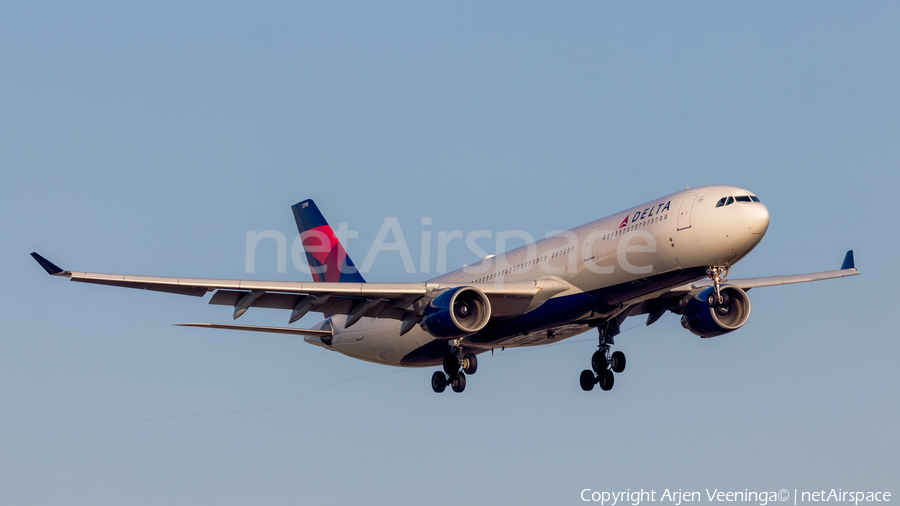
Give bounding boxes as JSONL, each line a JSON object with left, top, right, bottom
{"left": 305, "top": 186, "right": 770, "bottom": 367}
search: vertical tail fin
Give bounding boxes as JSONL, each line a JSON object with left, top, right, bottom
{"left": 291, "top": 200, "right": 366, "bottom": 283}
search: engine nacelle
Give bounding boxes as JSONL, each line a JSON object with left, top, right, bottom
{"left": 680, "top": 285, "right": 751, "bottom": 338}
{"left": 421, "top": 286, "right": 492, "bottom": 339}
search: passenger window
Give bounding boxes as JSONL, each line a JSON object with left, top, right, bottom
{"left": 750, "top": 196, "right": 761, "bottom": 203}
{"left": 725, "top": 196, "right": 734, "bottom": 206}
{"left": 735, "top": 196, "right": 752, "bottom": 203}
{"left": 716, "top": 198, "right": 726, "bottom": 207}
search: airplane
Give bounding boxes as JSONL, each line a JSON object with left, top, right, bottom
{"left": 31, "top": 185, "right": 859, "bottom": 394}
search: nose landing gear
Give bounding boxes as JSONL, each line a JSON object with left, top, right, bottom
{"left": 707, "top": 265, "right": 731, "bottom": 307}
{"left": 432, "top": 341, "right": 477, "bottom": 393}
{"left": 580, "top": 319, "right": 627, "bottom": 392}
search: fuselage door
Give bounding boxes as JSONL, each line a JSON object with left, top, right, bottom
{"left": 583, "top": 225, "right": 602, "bottom": 262}
{"left": 677, "top": 194, "right": 698, "bottom": 231}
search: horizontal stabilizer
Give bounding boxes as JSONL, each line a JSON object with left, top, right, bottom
{"left": 175, "top": 323, "right": 334, "bottom": 337}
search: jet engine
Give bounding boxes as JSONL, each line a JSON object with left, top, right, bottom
{"left": 679, "top": 285, "right": 751, "bottom": 338}
{"left": 421, "top": 286, "right": 492, "bottom": 339}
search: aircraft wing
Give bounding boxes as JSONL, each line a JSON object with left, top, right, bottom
{"left": 617, "top": 250, "right": 859, "bottom": 324}
{"left": 667, "top": 250, "right": 858, "bottom": 293}
{"left": 30, "top": 253, "right": 571, "bottom": 324}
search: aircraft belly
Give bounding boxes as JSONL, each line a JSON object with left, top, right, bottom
{"left": 327, "top": 317, "right": 447, "bottom": 367}
{"left": 330, "top": 317, "right": 405, "bottom": 366}
{"left": 488, "top": 323, "right": 593, "bottom": 348}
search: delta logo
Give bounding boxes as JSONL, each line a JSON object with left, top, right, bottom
{"left": 618, "top": 200, "right": 672, "bottom": 229}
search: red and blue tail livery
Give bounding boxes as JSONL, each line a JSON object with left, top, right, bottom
{"left": 291, "top": 199, "right": 366, "bottom": 283}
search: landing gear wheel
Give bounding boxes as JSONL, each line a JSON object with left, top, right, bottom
{"left": 599, "top": 369, "right": 615, "bottom": 391}
{"left": 715, "top": 292, "right": 731, "bottom": 316}
{"left": 610, "top": 351, "right": 626, "bottom": 373}
{"left": 591, "top": 351, "right": 608, "bottom": 373}
{"left": 443, "top": 353, "right": 460, "bottom": 376}
{"left": 431, "top": 371, "right": 447, "bottom": 393}
{"left": 580, "top": 370, "right": 596, "bottom": 391}
{"left": 451, "top": 372, "right": 467, "bottom": 393}
{"left": 462, "top": 353, "right": 478, "bottom": 375}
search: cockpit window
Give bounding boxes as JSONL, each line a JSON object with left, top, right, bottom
{"left": 717, "top": 195, "right": 761, "bottom": 207}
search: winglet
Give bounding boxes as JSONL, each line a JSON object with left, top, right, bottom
{"left": 30, "top": 252, "right": 66, "bottom": 275}
{"left": 840, "top": 250, "right": 855, "bottom": 270}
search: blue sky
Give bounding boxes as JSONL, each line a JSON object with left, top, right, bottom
{"left": 1, "top": 2, "right": 898, "bottom": 505}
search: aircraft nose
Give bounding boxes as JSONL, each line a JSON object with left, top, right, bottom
{"left": 745, "top": 203, "right": 770, "bottom": 234}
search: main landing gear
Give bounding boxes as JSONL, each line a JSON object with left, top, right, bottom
{"left": 580, "top": 319, "right": 626, "bottom": 392}
{"left": 432, "top": 341, "right": 477, "bottom": 394}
